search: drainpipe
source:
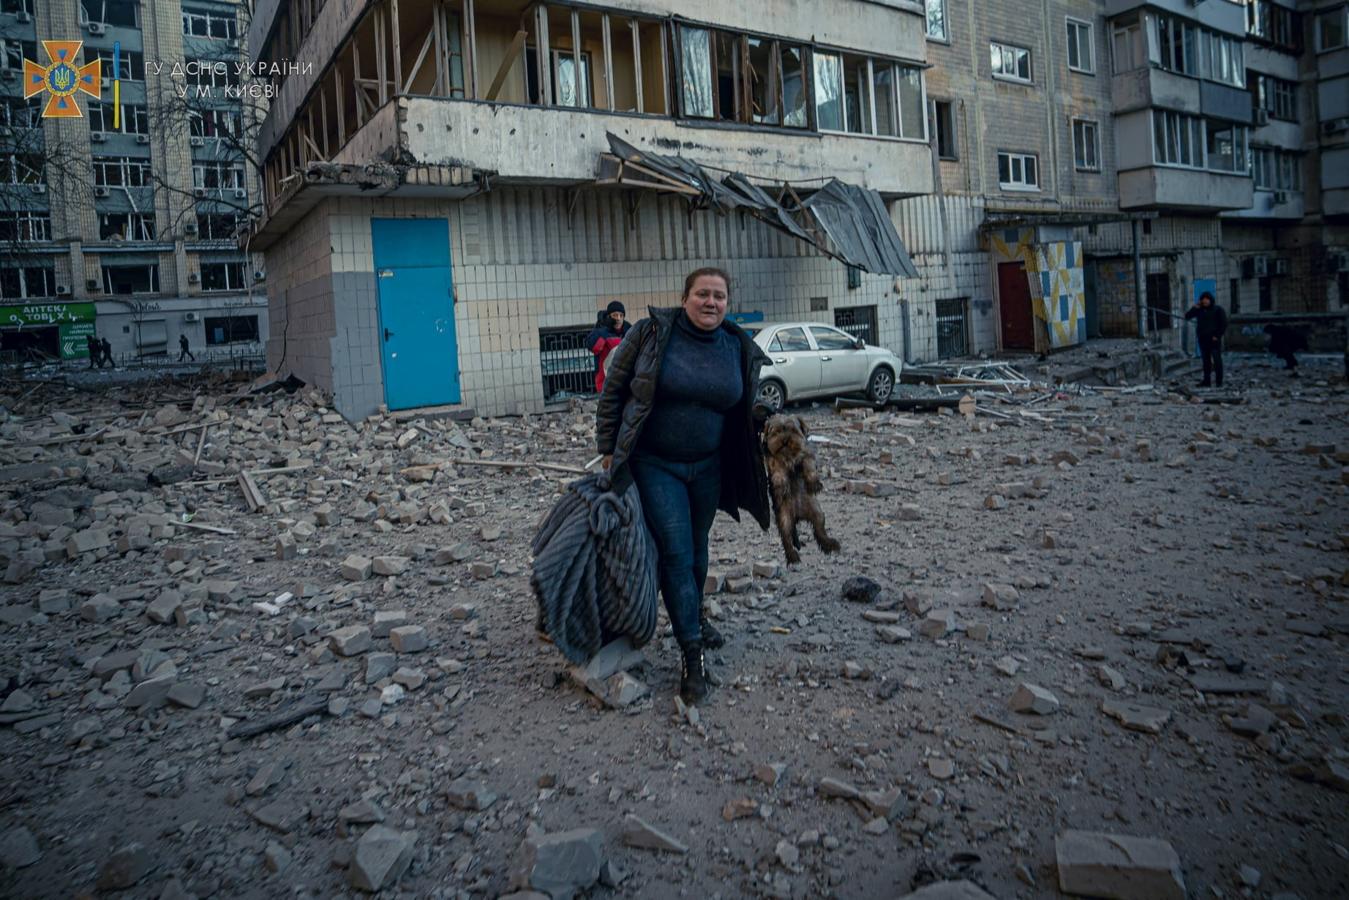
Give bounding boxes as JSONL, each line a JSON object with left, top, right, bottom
{"left": 1133, "top": 219, "right": 1146, "bottom": 343}
{"left": 899, "top": 297, "right": 913, "bottom": 363}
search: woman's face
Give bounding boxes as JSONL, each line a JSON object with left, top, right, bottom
{"left": 682, "top": 275, "right": 729, "bottom": 331}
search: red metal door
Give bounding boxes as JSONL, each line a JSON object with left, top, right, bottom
{"left": 997, "top": 261, "right": 1035, "bottom": 350}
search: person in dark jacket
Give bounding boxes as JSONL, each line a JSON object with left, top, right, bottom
{"left": 596, "top": 267, "right": 771, "bottom": 704}
{"left": 586, "top": 301, "right": 630, "bottom": 393}
{"left": 99, "top": 337, "right": 115, "bottom": 369}
{"left": 1184, "top": 291, "right": 1227, "bottom": 387}
{"left": 1264, "top": 323, "right": 1305, "bottom": 375}
{"left": 86, "top": 334, "right": 98, "bottom": 368}
{"left": 178, "top": 333, "right": 195, "bottom": 362}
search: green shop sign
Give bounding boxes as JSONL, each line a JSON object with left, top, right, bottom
{"left": 0, "top": 303, "right": 98, "bottom": 360}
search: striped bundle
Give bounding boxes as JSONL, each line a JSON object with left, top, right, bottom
{"left": 530, "top": 473, "right": 659, "bottom": 664}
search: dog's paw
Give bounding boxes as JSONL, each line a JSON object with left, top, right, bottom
{"left": 784, "top": 549, "right": 801, "bottom": 565}
{"left": 820, "top": 537, "right": 841, "bottom": 554}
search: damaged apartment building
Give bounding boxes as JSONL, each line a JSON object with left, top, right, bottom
{"left": 247, "top": 0, "right": 1348, "bottom": 420}
{"left": 893, "top": 0, "right": 1348, "bottom": 358}
{"left": 246, "top": 0, "right": 934, "bottom": 418}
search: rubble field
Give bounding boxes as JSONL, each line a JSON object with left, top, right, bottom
{"left": 0, "top": 358, "right": 1347, "bottom": 900}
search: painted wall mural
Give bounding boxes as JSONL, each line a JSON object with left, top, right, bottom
{"left": 988, "top": 228, "right": 1087, "bottom": 350}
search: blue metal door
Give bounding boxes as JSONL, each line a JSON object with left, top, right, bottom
{"left": 371, "top": 218, "right": 460, "bottom": 410}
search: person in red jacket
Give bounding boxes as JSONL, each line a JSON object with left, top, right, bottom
{"left": 586, "top": 301, "right": 631, "bottom": 392}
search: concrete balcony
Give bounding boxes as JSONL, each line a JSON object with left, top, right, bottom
{"left": 1112, "top": 67, "right": 1200, "bottom": 116}
{"left": 353, "top": 97, "right": 934, "bottom": 198}
{"left": 1222, "top": 188, "right": 1305, "bottom": 220}
{"left": 1251, "top": 117, "right": 1301, "bottom": 148}
{"left": 1200, "top": 81, "right": 1252, "bottom": 124}
{"left": 1104, "top": 0, "right": 1245, "bottom": 35}
{"left": 1118, "top": 166, "right": 1253, "bottom": 211}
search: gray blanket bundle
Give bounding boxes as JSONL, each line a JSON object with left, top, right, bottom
{"left": 530, "top": 473, "right": 659, "bottom": 664}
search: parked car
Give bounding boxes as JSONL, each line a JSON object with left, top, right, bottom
{"left": 742, "top": 321, "right": 902, "bottom": 412}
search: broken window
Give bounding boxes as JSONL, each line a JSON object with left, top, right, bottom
{"left": 680, "top": 26, "right": 714, "bottom": 118}
{"left": 679, "top": 26, "right": 806, "bottom": 127}
{"left": 81, "top": 0, "right": 139, "bottom": 28}
{"left": 932, "top": 100, "right": 957, "bottom": 159}
{"left": 526, "top": 48, "right": 591, "bottom": 106}
{"left": 1, "top": 153, "right": 44, "bottom": 185}
{"left": 99, "top": 212, "right": 156, "bottom": 241}
{"left": 205, "top": 314, "right": 259, "bottom": 344}
{"left": 93, "top": 48, "right": 144, "bottom": 81}
{"left": 93, "top": 156, "right": 152, "bottom": 188}
{"left": 813, "top": 52, "right": 843, "bottom": 131}
{"left": 195, "top": 211, "right": 239, "bottom": 240}
{"left": 0, "top": 266, "right": 55, "bottom": 299}
{"left": 102, "top": 263, "right": 160, "bottom": 295}
{"left": 90, "top": 103, "right": 149, "bottom": 135}
{"left": 0, "top": 211, "right": 51, "bottom": 242}
{"left": 200, "top": 261, "right": 247, "bottom": 291}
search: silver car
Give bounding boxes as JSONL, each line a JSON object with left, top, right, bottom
{"left": 743, "top": 322, "right": 903, "bottom": 411}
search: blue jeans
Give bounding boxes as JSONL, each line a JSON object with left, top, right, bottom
{"left": 629, "top": 452, "right": 721, "bottom": 648}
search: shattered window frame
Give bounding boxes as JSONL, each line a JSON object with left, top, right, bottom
{"left": 677, "top": 22, "right": 809, "bottom": 129}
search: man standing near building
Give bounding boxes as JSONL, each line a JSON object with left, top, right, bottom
{"left": 179, "top": 333, "right": 195, "bottom": 362}
{"left": 99, "top": 337, "right": 115, "bottom": 369}
{"left": 1184, "top": 291, "right": 1227, "bottom": 388}
{"left": 86, "top": 334, "right": 99, "bottom": 369}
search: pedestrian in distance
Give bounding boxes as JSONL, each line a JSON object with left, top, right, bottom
{"left": 99, "top": 337, "right": 114, "bottom": 369}
{"left": 596, "top": 267, "right": 773, "bottom": 704}
{"left": 179, "top": 333, "right": 195, "bottom": 362}
{"left": 1184, "top": 291, "right": 1227, "bottom": 388}
{"left": 585, "top": 301, "right": 630, "bottom": 393}
{"left": 1263, "top": 323, "right": 1305, "bottom": 376}
{"left": 86, "top": 334, "right": 98, "bottom": 368}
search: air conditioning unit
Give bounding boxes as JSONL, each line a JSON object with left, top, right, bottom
{"left": 193, "top": 187, "right": 207, "bottom": 198}
{"left": 188, "top": 272, "right": 200, "bottom": 284}
{"left": 1253, "top": 109, "right": 1269, "bottom": 126}
{"left": 56, "top": 284, "right": 71, "bottom": 296}
{"left": 184, "top": 310, "right": 200, "bottom": 321}
{"left": 30, "top": 184, "right": 45, "bottom": 194}
{"left": 88, "top": 22, "right": 105, "bottom": 35}
{"left": 228, "top": 38, "right": 241, "bottom": 49}
{"left": 90, "top": 131, "right": 107, "bottom": 142}
{"left": 16, "top": 11, "right": 32, "bottom": 23}
{"left": 86, "top": 279, "right": 100, "bottom": 291}
{"left": 253, "top": 269, "right": 266, "bottom": 282}
{"left": 1273, "top": 191, "right": 1288, "bottom": 204}
{"left": 190, "top": 136, "right": 205, "bottom": 147}
{"left": 135, "top": 134, "right": 149, "bottom": 144}
{"left": 0, "top": 70, "right": 15, "bottom": 81}
{"left": 94, "top": 186, "right": 109, "bottom": 197}
{"left": 184, "top": 221, "right": 198, "bottom": 234}
{"left": 233, "top": 188, "right": 246, "bottom": 199}
{"left": 1253, "top": 255, "right": 1269, "bottom": 277}
{"left": 1324, "top": 118, "right": 1349, "bottom": 135}
{"left": 1273, "top": 258, "right": 1291, "bottom": 276}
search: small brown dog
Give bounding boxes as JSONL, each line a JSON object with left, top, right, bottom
{"left": 762, "top": 414, "right": 841, "bottom": 565}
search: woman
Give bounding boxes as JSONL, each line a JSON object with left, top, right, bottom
{"left": 595, "top": 268, "right": 771, "bottom": 703}
{"left": 586, "top": 301, "right": 631, "bottom": 393}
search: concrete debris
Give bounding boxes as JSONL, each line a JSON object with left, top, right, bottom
{"left": 513, "top": 827, "right": 605, "bottom": 898}
{"left": 621, "top": 815, "right": 688, "bottom": 854}
{"left": 349, "top": 825, "right": 417, "bottom": 892}
{"left": 1101, "top": 699, "right": 1172, "bottom": 734}
{"left": 446, "top": 777, "right": 497, "bottom": 811}
{"left": 1055, "top": 830, "right": 1186, "bottom": 900}
{"left": 0, "top": 826, "right": 40, "bottom": 869}
{"left": 96, "top": 842, "right": 155, "bottom": 891}
{"left": 897, "top": 882, "right": 996, "bottom": 899}
{"left": 1010, "top": 682, "right": 1059, "bottom": 715}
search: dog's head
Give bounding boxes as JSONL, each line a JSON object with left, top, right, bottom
{"left": 763, "top": 414, "right": 809, "bottom": 458}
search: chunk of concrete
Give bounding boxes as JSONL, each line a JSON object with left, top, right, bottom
{"left": 514, "top": 827, "right": 605, "bottom": 897}
{"left": 349, "top": 825, "right": 416, "bottom": 893}
{"left": 621, "top": 815, "right": 688, "bottom": 854}
{"left": 1055, "top": 830, "right": 1185, "bottom": 900}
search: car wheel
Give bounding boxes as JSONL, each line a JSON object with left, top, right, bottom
{"left": 866, "top": 366, "right": 894, "bottom": 404}
{"left": 756, "top": 379, "right": 785, "bottom": 413}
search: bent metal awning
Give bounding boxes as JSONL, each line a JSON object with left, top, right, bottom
{"left": 596, "top": 133, "right": 919, "bottom": 278}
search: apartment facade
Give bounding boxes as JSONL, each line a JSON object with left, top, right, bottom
{"left": 897, "top": 0, "right": 1347, "bottom": 359}
{"left": 248, "top": 0, "right": 936, "bottom": 419}
{"left": 0, "top": 0, "right": 266, "bottom": 363}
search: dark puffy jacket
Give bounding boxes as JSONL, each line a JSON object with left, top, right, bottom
{"left": 596, "top": 307, "right": 771, "bottom": 530}
{"left": 1184, "top": 303, "right": 1228, "bottom": 340}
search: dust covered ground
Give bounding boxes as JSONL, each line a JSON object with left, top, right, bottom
{"left": 0, "top": 354, "right": 1347, "bottom": 900}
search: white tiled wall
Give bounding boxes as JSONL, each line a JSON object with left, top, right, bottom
{"left": 269, "top": 188, "right": 905, "bottom": 419}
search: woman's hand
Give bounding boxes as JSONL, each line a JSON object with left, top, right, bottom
{"left": 602, "top": 455, "right": 612, "bottom": 471}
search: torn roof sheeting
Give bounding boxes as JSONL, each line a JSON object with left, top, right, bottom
{"left": 598, "top": 133, "right": 918, "bottom": 278}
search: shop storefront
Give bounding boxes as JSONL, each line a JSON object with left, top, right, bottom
{"left": 0, "top": 303, "right": 97, "bottom": 360}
